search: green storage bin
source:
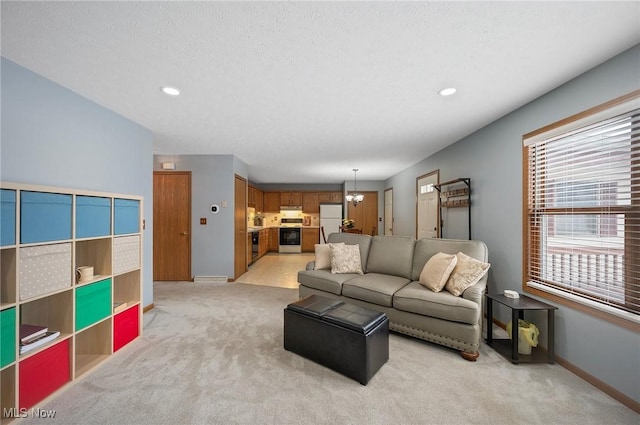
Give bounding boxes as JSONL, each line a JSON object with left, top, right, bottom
{"left": 75, "top": 279, "right": 112, "bottom": 331}
{"left": 1, "top": 307, "right": 17, "bottom": 367}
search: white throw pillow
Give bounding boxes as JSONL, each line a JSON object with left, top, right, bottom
{"left": 314, "top": 243, "right": 344, "bottom": 270}
{"left": 419, "top": 252, "right": 458, "bottom": 292}
{"left": 445, "top": 252, "right": 491, "bottom": 296}
{"left": 330, "top": 243, "right": 363, "bottom": 274}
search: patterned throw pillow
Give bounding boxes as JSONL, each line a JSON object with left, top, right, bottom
{"left": 419, "top": 252, "right": 458, "bottom": 292}
{"left": 445, "top": 252, "right": 491, "bottom": 296}
{"left": 314, "top": 243, "right": 344, "bottom": 270}
{"left": 330, "top": 243, "right": 364, "bottom": 274}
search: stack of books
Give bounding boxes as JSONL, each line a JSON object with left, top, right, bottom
{"left": 20, "top": 324, "right": 60, "bottom": 354}
{"left": 113, "top": 301, "right": 128, "bottom": 314}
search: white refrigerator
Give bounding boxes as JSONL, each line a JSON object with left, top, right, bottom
{"left": 319, "top": 204, "right": 343, "bottom": 243}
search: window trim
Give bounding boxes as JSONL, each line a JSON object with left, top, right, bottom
{"left": 522, "top": 89, "right": 640, "bottom": 333}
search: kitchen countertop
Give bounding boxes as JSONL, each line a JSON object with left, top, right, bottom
{"left": 247, "top": 226, "right": 319, "bottom": 232}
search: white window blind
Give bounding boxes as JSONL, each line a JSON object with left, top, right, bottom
{"left": 524, "top": 93, "right": 639, "bottom": 321}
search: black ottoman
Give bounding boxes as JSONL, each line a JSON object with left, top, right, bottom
{"left": 284, "top": 295, "right": 389, "bottom": 385}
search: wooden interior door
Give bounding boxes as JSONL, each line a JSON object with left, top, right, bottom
{"left": 233, "top": 175, "right": 247, "bottom": 280}
{"left": 347, "top": 191, "right": 378, "bottom": 236}
{"left": 153, "top": 171, "right": 191, "bottom": 281}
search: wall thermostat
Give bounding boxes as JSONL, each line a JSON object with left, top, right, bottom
{"left": 211, "top": 204, "right": 220, "bottom": 214}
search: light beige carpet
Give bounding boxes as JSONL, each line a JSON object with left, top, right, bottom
{"left": 21, "top": 282, "right": 638, "bottom": 425}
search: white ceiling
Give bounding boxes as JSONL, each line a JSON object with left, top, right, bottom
{"left": 2, "top": 1, "right": 639, "bottom": 184}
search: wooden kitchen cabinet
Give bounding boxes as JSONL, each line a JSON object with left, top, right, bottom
{"left": 248, "top": 186, "right": 264, "bottom": 212}
{"left": 302, "top": 192, "right": 319, "bottom": 213}
{"left": 317, "top": 192, "right": 343, "bottom": 204}
{"left": 248, "top": 186, "right": 256, "bottom": 208}
{"left": 281, "top": 192, "right": 302, "bottom": 207}
{"left": 302, "top": 228, "right": 319, "bottom": 252}
{"left": 263, "top": 192, "right": 280, "bottom": 212}
{"left": 258, "top": 229, "right": 269, "bottom": 258}
{"left": 269, "top": 228, "right": 279, "bottom": 252}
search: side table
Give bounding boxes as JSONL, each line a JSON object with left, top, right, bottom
{"left": 485, "top": 293, "right": 558, "bottom": 364}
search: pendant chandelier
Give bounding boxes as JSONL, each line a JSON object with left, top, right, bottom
{"left": 345, "top": 168, "right": 364, "bottom": 206}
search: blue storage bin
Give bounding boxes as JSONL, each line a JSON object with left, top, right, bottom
{"left": 1, "top": 189, "right": 16, "bottom": 246}
{"left": 21, "top": 191, "right": 72, "bottom": 244}
{"left": 76, "top": 196, "right": 111, "bottom": 238}
{"left": 114, "top": 199, "right": 140, "bottom": 235}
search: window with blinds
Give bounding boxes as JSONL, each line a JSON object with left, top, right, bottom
{"left": 523, "top": 91, "right": 639, "bottom": 327}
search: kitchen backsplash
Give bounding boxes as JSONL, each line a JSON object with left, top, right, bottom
{"left": 247, "top": 207, "right": 319, "bottom": 227}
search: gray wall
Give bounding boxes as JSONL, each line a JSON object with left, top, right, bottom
{"left": 153, "top": 155, "right": 244, "bottom": 279}
{"left": 1, "top": 57, "right": 155, "bottom": 306}
{"left": 385, "top": 45, "right": 640, "bottom": 404}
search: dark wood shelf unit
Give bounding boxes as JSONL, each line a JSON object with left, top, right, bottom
{"left": 434, "top": 178, "right": 471, "bottom": 240}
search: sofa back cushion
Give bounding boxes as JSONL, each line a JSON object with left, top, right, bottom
{"left": 326, "top": 233, "right": 372, "bottom": 272}
{"left": 366, "top": 235, "right": 416, "bottom": 279}
{"left": 411, "top": 238, "right": 488, "bottom": 282}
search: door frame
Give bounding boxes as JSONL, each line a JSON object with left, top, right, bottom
{"left": 384, "top": 187, "right": 393, "bottom": 235}
{"left": 416, "top": 169, "right": 440, "bottom": 239}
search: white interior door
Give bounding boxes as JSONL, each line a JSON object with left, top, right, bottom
{"left": 384, "top": 188, "right": 393, "bottom": 235}
{"left": 417, "top": 171, "right": 439, "bottom": 239}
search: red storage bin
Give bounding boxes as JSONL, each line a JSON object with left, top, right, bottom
{"left": 113, "top": 305, "right": 139, "bottom": 352}
{"left": 19, "top": 339, "right": 70, "bottom": 409}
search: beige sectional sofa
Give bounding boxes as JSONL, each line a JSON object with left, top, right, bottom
{"left": 297, "top": 233, "right": 489, "bottom": 360}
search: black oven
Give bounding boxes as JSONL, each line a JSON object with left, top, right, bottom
{"left": 279, "top": 227, "right": 301, "bottom": 253}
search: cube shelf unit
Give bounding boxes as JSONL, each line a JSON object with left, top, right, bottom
{"left": 0, "top": 182, "right": 143, "bottom": 421}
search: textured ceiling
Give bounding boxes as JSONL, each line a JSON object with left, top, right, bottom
{"left": 2, "top": 1, "right": 639, "bottom": 183}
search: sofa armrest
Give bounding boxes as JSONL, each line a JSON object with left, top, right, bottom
{"left": 306, "top": 261, "right": 316, "bottom": 271}
{"left": 462, "top": 278, "right": 487, "bottom": 306}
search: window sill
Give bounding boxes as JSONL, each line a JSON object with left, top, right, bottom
{"left": 525, "top": 281, "right": 640, "bottom": 332}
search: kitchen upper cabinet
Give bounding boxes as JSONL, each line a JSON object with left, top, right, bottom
{"left": 302, "top": 192, "right": 319, "bottom": 213}
{"left": 248, "top": 186, "right": 264, "bottom": 211}
{"left": 248, "top": 186, "right": 257, "bottom": 208}
{"left": 317, "top": 192, "right": 343, "bottom": 204}
{"left": 302, "top": 228, "right": 319, "bottom": 252}
{"left": 280, "top": 192, "right": 302, "bottom": 207}
{"left": 255, "top": 189, "right": 263, "bottom": 212}
{"left": 263, "top": 192, "right": 280, "bottom": 212}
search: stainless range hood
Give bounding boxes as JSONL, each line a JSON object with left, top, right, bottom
{"left": 280, "top": 206, "right": 302, "bottom": 211}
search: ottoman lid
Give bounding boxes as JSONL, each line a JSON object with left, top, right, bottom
{"left": 287, "top": 295, "right": 344, "bottom": 318}
{"left": 323, "top": 302, "right": 387, "bottom": 334}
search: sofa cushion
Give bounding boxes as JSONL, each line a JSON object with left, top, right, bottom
{"left": 326, "top": 233, "right": 372, "bottom": 272}
{"left": 419, "top": 252, "right": 457, "bottom": 292}
{"left": 366, "top": 236, "right": 416, "bottom": 279}
{"left": 393, "top": 281, "right": 480, "bottom": 325}
{"left": 342, "top": 273, "right": 411, "bottom": 307}
{"left": 445, "top": 252, "right": 491, "bottom": 296}
{"left": 297, "top": 270, "right": 359, "bottom": 295}
{"left": 314, "top": 243, "right": 344, "bottom": 270}
{"left": 411, "top": 238, "right": 488, "bottom": 282}
{"left": 330, "top": 243, "right": 364, "bottom": 274}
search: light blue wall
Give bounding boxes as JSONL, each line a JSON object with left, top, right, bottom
{"left": 154, "top": 155, "right": 241, "bottom": 279}
{"left": 385, "top": 45, "right": 640, "bottom": 403}
{"left": 1, "top": 57, "right": 154, "bottom": 307}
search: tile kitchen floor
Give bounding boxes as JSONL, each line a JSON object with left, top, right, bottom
{"left": 236, "top": 253, "right": 314, "bottom": 289}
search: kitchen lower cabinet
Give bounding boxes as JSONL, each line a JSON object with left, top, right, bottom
{"left": 302, "top": 228, "right": 319, "bottom": 252}
{"left": 269, "top": 228, "right": 279, "bottom": 252}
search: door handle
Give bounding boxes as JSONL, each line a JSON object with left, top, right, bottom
{"left": 180, "top": 232, "right": 189, "bottom": 236}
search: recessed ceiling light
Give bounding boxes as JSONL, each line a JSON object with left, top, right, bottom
{"left": 161, "top": 86, "right": 181, "bottom": 96}
{"left": 438, "top": 87, "right": 457, "bottom": 96}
